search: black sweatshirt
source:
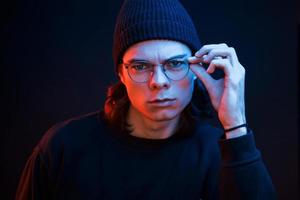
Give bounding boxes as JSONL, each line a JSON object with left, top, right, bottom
{"left": 16, "top": 111, "right": 276, "bottom": 200}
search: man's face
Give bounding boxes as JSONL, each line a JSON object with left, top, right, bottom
{"left": 119, "top": 40, "right": 195, "bottom": 122}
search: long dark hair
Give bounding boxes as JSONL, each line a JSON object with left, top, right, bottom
{"left": 103, "top": 78, "right": 216, "bottom": 135}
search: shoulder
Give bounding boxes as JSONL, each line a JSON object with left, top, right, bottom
{"left": 36, "top": 110, "right": 108, "bottom": 156}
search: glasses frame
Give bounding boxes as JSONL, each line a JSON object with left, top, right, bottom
{"left": 122, "top": 59, "right": 190, "bottom": 83}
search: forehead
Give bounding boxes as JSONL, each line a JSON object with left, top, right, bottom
{"left": 123, "top": 40, "right": 191, "bottom": 62}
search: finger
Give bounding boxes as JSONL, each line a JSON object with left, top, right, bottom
{"left": 188, "top": 56, "right": 211, "bottom": 65}
{"left": 188, "top": 56, "right": 203, "bottom": 64}
{"left": 227, "top": 47, "right": 240, "bottom": 65}
{"left": 206, "top": 58, "right": 232, "bottom": 76}
{"left": 195, "top": 43, "right": 228, "bottom": 58}
{"left": 189, "top": 63, "right": 214, "bottom": 90}
{"left": 203, "top": 48, "right": 233, "bottom": 64}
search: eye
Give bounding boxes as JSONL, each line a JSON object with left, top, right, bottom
{"left": 130, "top": 64, "right": 150, "bottom": 71}
{"left": 166, "top": 60, "right": 185, "bottom": 68}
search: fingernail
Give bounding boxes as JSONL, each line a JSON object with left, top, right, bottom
{"left": 195, "top": 51, "right": 201, "bottom": 57}
{"left": 187, "top": 57, "right": 195, "bottom": 62}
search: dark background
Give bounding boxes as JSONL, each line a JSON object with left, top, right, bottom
{"left": 2, "top": 0, "right": 299, "bottom": 199}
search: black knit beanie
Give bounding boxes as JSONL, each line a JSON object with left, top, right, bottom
{"left": 112, "top": 0, "right": 201, "bottom": 70}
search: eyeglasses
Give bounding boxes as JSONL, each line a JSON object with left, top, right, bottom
{"left": 123, "top": 58, "right": 190, "bottom": 83}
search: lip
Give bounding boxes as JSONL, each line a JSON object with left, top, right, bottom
{"left": 148, "top": 98, "right": 176, "bottom": 107}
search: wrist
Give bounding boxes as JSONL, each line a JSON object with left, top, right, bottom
{"left": 220, "top": 112, "right": 246, "bottom": 129}
{"left": 225, "top": 126, "right": 247, "bottom": 139}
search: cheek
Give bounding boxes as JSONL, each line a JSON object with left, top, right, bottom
{"left": 121, "top": 71, "right": 147, "bottom": 105}
{"left": 125, "top": 83, "right": 148, "bottom": 106}
{"left": 182, "top": 73, "right": 194, "bottom": 89}
{"left": 175, "top": 76, "right": 194, "bottom": 104}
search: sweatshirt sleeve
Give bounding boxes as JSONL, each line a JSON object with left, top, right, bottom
{"left": 15, "top": 122, "right": 65, "bottom": 200}
{"left": 219, "top": 130, "right": 277, "bottom": 199}
{"left": 15, "top": 147, "right": 52, "bottom": 200}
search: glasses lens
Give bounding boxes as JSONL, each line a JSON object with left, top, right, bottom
{"left": 125, "top": 60, "right": 189, "bottom": 82}
{"left": 127, "top": 63, "right": 151, "bottom": 83}
{"left": 164, "top": 60, "right": 189, "bottom": 80}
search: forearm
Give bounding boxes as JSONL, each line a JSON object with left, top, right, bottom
{"left": 219, "top": 132, "right": 276, "bottom": 199}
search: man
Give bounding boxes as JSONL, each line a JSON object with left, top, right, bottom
{"left": 16, "top": 0, "right": 276, "bottom": 199}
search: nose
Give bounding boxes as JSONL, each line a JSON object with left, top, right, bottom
{"left": 149, "top": 65, "right": 170, "bottom": 90}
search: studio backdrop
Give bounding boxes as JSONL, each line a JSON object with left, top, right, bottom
{"left": 2, "top": 0, "right": 298, "bottom": 199}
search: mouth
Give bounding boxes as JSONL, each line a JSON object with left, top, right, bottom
{"left": 148, "top": 98, "right": 176, "bottom": 107}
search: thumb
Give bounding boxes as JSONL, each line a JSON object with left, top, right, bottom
{"left": 190, "top": 63, "right": 214, "bottom": 91}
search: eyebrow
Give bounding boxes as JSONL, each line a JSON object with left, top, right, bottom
{"left": 125, "top": 54, "right": 188, "bottom": 64}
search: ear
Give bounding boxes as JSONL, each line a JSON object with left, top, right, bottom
{"left": 118, "top": 65, "right": 126, "bottom": 84}
{"left": 118, "top": 72, "right": 125, "bottom": 84}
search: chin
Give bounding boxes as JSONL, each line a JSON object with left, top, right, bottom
{"left": 145, "top": 109, "right": 181, "bottom": 122}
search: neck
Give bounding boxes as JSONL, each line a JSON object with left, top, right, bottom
{"left": 127, "top": 105, "right": 180, "bottom": 139}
